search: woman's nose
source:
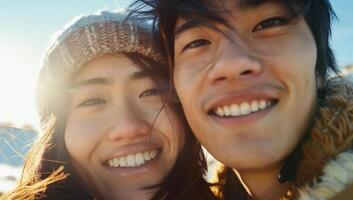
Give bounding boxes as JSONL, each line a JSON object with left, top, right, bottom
{"left": 106, "top": 109, "right": 152, "bottom": 143}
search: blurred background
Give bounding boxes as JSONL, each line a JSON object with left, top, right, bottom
{"left": 0, "top": 0, "right": 352, "bottom": 195}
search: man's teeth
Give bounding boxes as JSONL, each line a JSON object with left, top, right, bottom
{"left": 214, "top": 100, "right": 272, "bottom": 117}
{"left": 108, "top": 150, "right": 158, "bottom": 168}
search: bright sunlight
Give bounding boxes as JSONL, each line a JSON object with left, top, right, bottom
{"left": 0, "top": 37, "right": 39, "bottom": 128}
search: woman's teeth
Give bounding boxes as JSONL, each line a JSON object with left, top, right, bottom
{"left": 107, "top": 149, "right": 158, "bottom": 168}
{"left": 213, "top": 99, "right": 273, "bottom": 117}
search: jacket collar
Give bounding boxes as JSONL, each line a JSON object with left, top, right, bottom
{"left": 295, "top": 77, "right": 353, "bottom": 187}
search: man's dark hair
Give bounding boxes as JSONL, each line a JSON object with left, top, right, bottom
{"left": 130, "top": 0, "right": 339, "bottom": 93}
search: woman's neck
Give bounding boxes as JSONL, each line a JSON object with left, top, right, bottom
{"left": 236, "top": 166, "right": 290, "bottom": 200}
{"left": 99, "top": 184, "right": 157, "bottom": 200}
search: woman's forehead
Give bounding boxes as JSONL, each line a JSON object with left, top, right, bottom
{"left": 72, "top": 56, "right": 140, "bottom": 83}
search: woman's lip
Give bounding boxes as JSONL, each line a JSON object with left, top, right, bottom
{"left": 104, "top": 149, "right": 162, "bottom": 178}
{"left": 103, "top": 148, "right": 162, "bottom": 168}
{"left": 103, "top": 144, "right": 161, "bottom": 163}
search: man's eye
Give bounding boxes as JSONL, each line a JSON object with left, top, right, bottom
{"left": 77, "top": 98, "right": 106, "bottom": 107}
{"left": 183, "top": 39, "right": 211, "bottom": 52}
{"left": 253, "top": 17, "right": 289, "bottom": 32}
{"left": 139, "top": 88, "right": 161, "bottom": 98}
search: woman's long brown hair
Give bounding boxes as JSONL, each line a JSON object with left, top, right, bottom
{"left": 0, "top": 53, "right": 218, "bottom": 200}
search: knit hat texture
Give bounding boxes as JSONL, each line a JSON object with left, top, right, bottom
{"left": 36, "top": 10, "right": 161, "bottom": 126}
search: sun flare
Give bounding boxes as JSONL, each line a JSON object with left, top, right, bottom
{"left": 0, "top": 40, "right": 40, "bottom": 129}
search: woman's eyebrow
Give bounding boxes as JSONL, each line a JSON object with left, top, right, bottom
{"left": 130, "top": 70, "right": 154, "bottom": 80}
{"left": 69, "top": 70, "right": 154, "bottom": 90}
{"left": 69, "top": 77, "right": 111, "bottom": 91}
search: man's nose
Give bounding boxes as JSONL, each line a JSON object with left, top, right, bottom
{"left": 208, "top": 38, "right": 262, "bottom": 84}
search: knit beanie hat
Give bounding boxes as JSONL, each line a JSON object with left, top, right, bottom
{"left": 36, "top": 10, "right": 161, "bottom": 126}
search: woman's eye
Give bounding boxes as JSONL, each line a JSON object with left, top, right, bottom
{"left": 139, "top": 88, "right": 161, "bottom": 98}
{"left": 77, "top": 98, "right": 106, "bottom": 107}
{"left": 253, "top": 17, "right": 289, "bottom": 32}
{"left": 183, "top": 39, "right": 211, "bottom": 52}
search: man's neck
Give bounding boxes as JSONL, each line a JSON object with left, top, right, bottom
{"left": 236, "top": 166, "right": 290, "bottom": 200}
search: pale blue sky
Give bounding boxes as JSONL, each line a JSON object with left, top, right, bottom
{"left": 0, "top": 0, "right": 132, "bottom": 127}
{"left": 0, "top": 0, "right": 352, "bottom": 127}
{"left": 331, "top": 1, "right": 353, "bottom": 67}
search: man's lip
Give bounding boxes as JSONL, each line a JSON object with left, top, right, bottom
{"left": 204, "top": 87, "right": 281, "bottom": 112}
{"left": 209, "top": 103, "right": 276, "bottom": 127}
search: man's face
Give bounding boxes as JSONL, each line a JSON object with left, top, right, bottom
{"left": 173, "top": 1, "right": 317, "bottom": 170}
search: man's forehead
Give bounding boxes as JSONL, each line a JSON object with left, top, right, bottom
{"left": 206, "top": 0, "right": 268, "bottom": 10}
{"left": 175, "top": 0, "right": 265, "bottom": 7}
{"left": 173, "top": 0, "right": 279, "bottom": 38}
{"left": 174, "top": 0, "right": 269, "bottom": 25}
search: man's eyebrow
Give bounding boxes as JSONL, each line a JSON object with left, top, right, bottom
{"left": 175, "top": 19, "right": 205, "bottom": 39}
{"left": 238, "top": 0, "right": 267, "bottom": 9}
{"left": 70, "top": 77, "right": 111, "bottom": 90}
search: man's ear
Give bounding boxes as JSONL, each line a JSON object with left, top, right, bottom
{"left": 315, "top": 73, "right": 328, "bottom": 104}
{"left": 315, "top": 73, "right": 325, "bottom": 90}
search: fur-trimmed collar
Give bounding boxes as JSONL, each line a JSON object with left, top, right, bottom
{"left": 294, "top": 77, "right": 353, "bottom": 199}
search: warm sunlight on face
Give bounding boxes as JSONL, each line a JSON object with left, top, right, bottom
{"left": 0, "top": 40, "right": 39, "bottom": 128}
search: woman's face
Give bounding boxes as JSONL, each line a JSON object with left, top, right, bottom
{"left": 64, "top": 54, "right": 185, "bottom": 200}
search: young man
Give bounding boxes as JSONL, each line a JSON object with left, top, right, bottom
{"left": 131, "top": 0, "right": 353, "bottom": 199}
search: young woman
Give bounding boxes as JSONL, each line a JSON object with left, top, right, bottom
{"left": 130, "top": 0, "right": 353, "bottom": 199}
{"left": 0, "top": 11, "right": 217, "bottom": 200}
